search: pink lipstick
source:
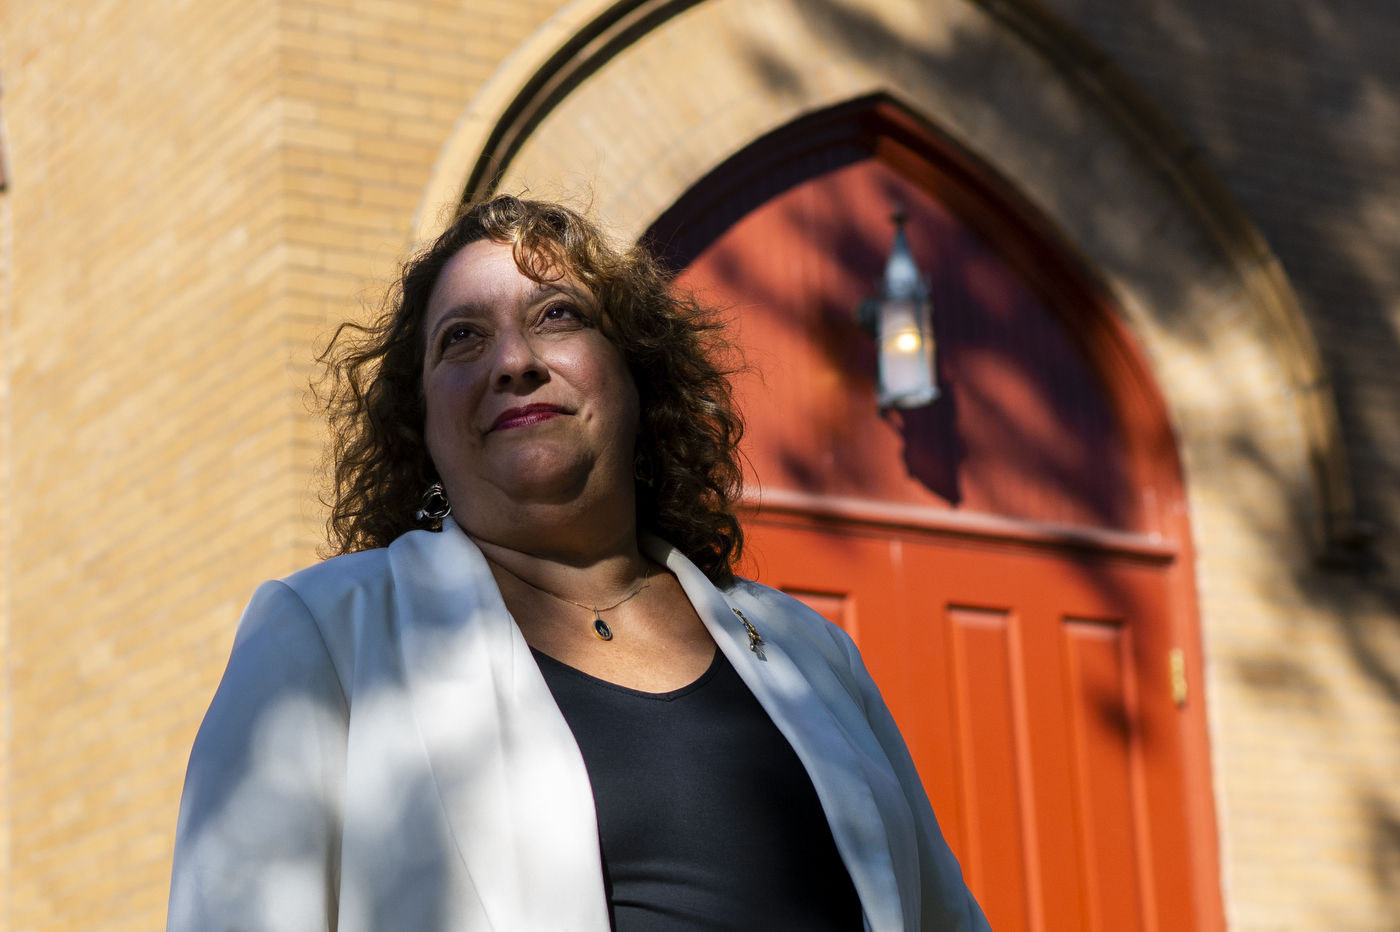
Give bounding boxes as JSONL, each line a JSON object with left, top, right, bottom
{"left": 490, "top": 403, "right": 567, "bottom": 432}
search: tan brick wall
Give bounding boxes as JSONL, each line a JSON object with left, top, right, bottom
{"left": 0, "top": 3, "right": 286, "bottom": 929}
{"left": 0, "top": 0, "right": 566, "bottom": 928}
{"left": 3, "top": 0, "right": 1398, "bottom": 930}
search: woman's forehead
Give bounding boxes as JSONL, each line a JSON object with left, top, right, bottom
{"left": 435, "top": 239, "right": 525, "bottom": 299}
{"left": 425, "top": 239, "right": 588, "bottom": 327}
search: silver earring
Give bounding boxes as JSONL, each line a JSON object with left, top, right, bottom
{"left": 415, "top": 482, "right": 451, "bottom": 521}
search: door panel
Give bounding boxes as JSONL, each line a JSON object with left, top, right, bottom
{"left": 947, "top": 606, "right": 1036, "bottom": 932}
{"left": 784, "top": 590, "right": 857, "bottom": 639}
{"left": 1061, "top": 620, "right": 1148, "bottom": 932}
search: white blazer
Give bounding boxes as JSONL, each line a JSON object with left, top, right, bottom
{"left": 168, "top": 518, "right": 990, "bottom": 932}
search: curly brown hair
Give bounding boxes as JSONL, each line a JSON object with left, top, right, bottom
{"left": 316, "top": 194, "right": 745, "bottom": 584}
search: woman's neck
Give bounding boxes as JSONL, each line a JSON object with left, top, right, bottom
{"left": 469, "top": 525, "right": 652, "bottom": 607}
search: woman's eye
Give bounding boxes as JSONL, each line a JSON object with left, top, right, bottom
{"left": 543, "top": 302, "right": 581, "bottom": 322}
{"left": 442, "top": 325, "right": 476, "bottom": 347}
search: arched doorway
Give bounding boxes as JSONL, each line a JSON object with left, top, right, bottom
{"left": 651, "top": 99, "right": 1220, "bottom": 932}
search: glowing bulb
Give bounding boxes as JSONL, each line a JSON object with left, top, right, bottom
{"left": 894, "top": 332, "right": 920, "bottom": 352}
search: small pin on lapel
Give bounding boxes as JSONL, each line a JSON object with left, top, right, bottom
{"left": 732, "top": 608, "right": 764, "bottom": 654}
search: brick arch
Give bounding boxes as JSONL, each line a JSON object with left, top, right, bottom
{"left": 412, "top": 0, "right": 1353, "bottom": 561}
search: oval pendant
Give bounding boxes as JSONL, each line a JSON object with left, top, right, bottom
{"left": 593, "top": 616, "right": 613, "bottom": 641}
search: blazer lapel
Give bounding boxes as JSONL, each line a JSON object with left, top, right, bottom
{"left": 640, "top": 535, "right": 916, "bottom": 932}
{"left": 391, "top": 520, "right": 610, "bottom": 932}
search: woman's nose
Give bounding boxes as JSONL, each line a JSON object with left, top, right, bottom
{"left": 490, "top": 328, "right": 547, "bottom": 388}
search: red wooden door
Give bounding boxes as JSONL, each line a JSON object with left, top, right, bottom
{"left": 672, "top": 151, "right": 1217, "bottom": 932}
{"left": 743, "top": 517, "right": 1188, "bottom": 932}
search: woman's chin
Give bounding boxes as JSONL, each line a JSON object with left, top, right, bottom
{"left": 497, "top": 475, "right": 588, "bottom": 506}
{"left": 488, "top": 453, "right": 595, "bottom": 505}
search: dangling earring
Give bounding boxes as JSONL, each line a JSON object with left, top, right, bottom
{"left": 415, "top": 482, "right": 452, "bottom": 521}
{"left": 633, "top": 450, "right": 655, "bottom": 488}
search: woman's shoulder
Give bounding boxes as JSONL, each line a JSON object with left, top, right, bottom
{"left": 273, "top": 525, "right": 495, "bottom": 636}
{"left": 281, "top": 543, "right": 395, "bottom": 606}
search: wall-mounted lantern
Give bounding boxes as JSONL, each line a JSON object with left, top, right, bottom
{"left": 857, "top": 207, "right": 939, "bottom": 409}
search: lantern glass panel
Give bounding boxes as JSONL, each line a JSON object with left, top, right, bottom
{"left": 877, "top": 294, "right": 938, "bottom": 408}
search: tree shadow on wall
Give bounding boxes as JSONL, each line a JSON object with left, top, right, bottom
{"left": 1045, "top": 1, "right": 1400, "bottom": 919}
{"left": 720, "top": 0, "right": 1400, "bottom": 921}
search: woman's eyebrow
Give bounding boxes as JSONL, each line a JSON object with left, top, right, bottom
{"left": 526, "top": 280, "right": 584, "bottom": 304}
{"left": 426, "top": 303, "right": 486, "bottom": 342}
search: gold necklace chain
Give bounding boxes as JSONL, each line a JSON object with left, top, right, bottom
{"left": 530, "top": 568, "right": 652, "bottom": 641}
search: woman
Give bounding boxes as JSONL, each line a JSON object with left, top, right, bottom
{"left": 168, "top": 195, "right": 991, "bottom": 932}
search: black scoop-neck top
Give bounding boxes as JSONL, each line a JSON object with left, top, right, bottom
{"left": 532, "top": 645, "right": 864, "bottom": 932}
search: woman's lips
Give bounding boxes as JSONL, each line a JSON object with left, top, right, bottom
{"left": 490, "top": 403, "right": 568, "bottom": 432}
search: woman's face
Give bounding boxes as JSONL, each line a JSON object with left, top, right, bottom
{"left": 421, "top": 238, "right": 640, "bottom": 546}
